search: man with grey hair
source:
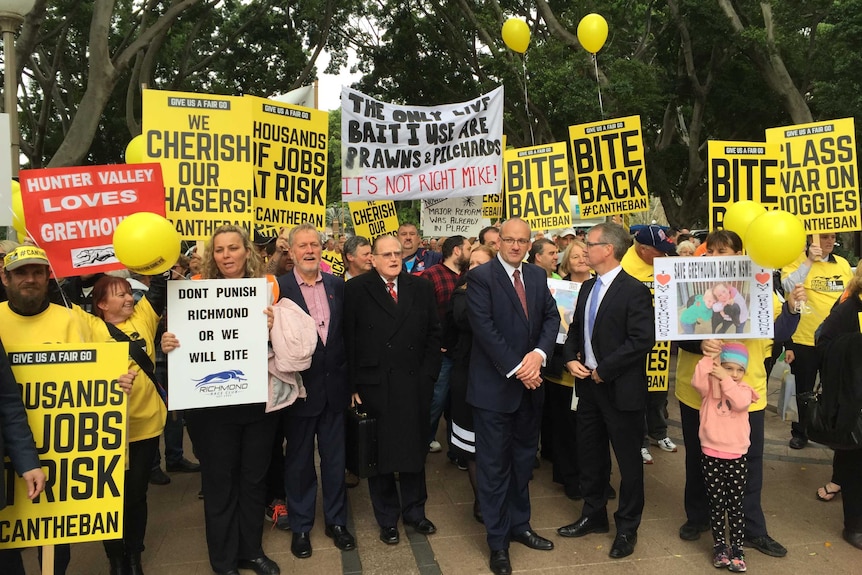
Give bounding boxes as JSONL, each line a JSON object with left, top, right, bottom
{"left": 557, "top": 222, "right": 654, "bottom": 560}
{"left": 342, "top": 235, "right": 372, "bottom": 280}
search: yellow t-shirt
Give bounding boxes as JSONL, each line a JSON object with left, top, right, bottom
{"left": 0, "top": 301, "right": 96, "bottom": 344}
{"left": 782, "top": 253, "right": 852, "bottom": 346}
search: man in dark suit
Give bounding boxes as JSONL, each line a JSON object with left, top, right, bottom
{"left": 466, "top": 217, "right": 560, "bottom": 575}
{"left": 279, "top": 223, "right": 354, "bottom": 558}
{"left": 344, "top": 234, "right": 442, "bottom": 545}
{"left": 556, "top": 222, "right": 655, "bottom": 559}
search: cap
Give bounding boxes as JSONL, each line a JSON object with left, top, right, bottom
{"left": 253, "top": 230, "right": 276, "bottom": 246}
{"left": 634, "top": 225, "right": 676, "bottom": 254}
{"left": 558, "top": 228, "right": 577, "bottom": 238}
{"left": 720, "top": 342, "right": 749, "bottom": 370}
{"left": 4, "top": 246, "right": 50, "bottom": 271}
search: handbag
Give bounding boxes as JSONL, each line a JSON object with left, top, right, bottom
{"left": 345, "top": 406, "right": 378, "bottom": 478}
{"left": 104, "top": 321, "right": 168, "bottom": 406}
{"left": 803, "top": 380, "right": 862, "bottom": 450}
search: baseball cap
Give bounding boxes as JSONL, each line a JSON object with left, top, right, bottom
{"left": 253, "top": 230, "right": 276, "bottom": 246}
{"left": 4, "top": 246, "right": 50, "bottom": 271}
{"left": 634, "top": 225, "right": 676, "bottom": 254}
{"left": 720, "top": 342, "right": 749, "bottom": 370}
{"left": 558, "top": 228, "right": 577, "bottom": 238}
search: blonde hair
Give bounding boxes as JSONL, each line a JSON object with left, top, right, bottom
{"left": 676, "top": 240, "right": 696, "bottom": 256}
{"left": 558, "top": 240, "right": 587, "bottom": 277}
{"left": 200, "top": 225, "right": 264, "bottom": 279}
{"left": 844, "top": 265, "right": 862, "bottom": 301}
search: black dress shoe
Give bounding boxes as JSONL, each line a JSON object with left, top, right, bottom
{"left": 843, "top": 529, "right": 862, "bottom": 550}
{"left": 325, "top": 524, "right": 356, "bottom": 551}
{"left": 290, "top": 532, "right": 312, "bottom": 559}
{"left": 166, "top": 458, "right": 201, "bottom": 472}
{"left": 148, "top": 467, "right": 170, "bottom": 485}
{"left": 405, "top": 517, "right": 436, "bottom": 534}
{"left": 557, "top": 516, "right": 610, "bottom": 538}
{"left": 609, "top": 532, "right": 637, "bottom": 558}
{"left": 789, "top": 436, "right": 808, "bottom": 450}
{"left": 511, "top": 529, "right": 554, "bottom": 550}
{"left": 489, "top": 549, "right": 512, "bottom": 575}
{"left": 237, "top": 555, "right": 280, "bottom": 575}
{"left": 379, "top": 526, "right": 400, "bottom": 545}
{"left": 678, "top": 520, "right": 709, "bottom": 541}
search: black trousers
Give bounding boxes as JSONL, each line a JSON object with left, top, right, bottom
{"left": 367, "top": 468, "right": 428, "bottom": 528}
{"left": 104, "top": 436, "right": 160, "bottom": 559}
{"left": 788, "top": 343, "right": 819, "bottom": 439}
{"left": 187, "top": 404, "right": 279, "bottom": 572}
{"left": 0, "top": 545, "right": 70, "bottom": 575}
{"left": 680, "top": 402, "right": 767, "bottom": 537}
{"left": 265, "top": 416, "right": 287, "bottom": 503}
{"left": 547, "top": 382, "right": 579, "bottom": 493}
{"left": 834, "top": 448, "right": 862, "bottom": 532}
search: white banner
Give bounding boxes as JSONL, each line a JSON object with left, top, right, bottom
{"left": 653, "top": 256, "right": 774, "bottom": 341}
{"left": 420, "top": 196, "right": 490, "bottom": 237}
{"left": 341, "top": 86, "right": 504, "bottom": 201}
{"left": 167, "top": 278, "right": 269, "bottom": 409}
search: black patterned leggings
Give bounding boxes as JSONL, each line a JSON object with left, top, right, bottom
{"left": 702, "top": 453, "right": 747, "bottom": 549}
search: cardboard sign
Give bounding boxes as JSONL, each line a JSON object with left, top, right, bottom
{"left": 482, "top": 193, "right": 503, "bottom": 219}
{"left": 349, "top": 201, "right": 399, "bottom": 241}
{"left": 708, "top": 141, "right": 782, "bottom": 230}
{"left": 421, "top": 196, "right": 490, "bottom": 237}
{"left": 143, "top": 89, "right": 255, "bottom": 240}
{"left": 18, "top": 164, "right": 165, "bottom": 276}
{"left": 547, "top": 278, "right": 582, "bottom": 344}
{"left": 766, "top": 118, "right": 861, "bottom": 233}
{"left": 0, "top": 343, "right": 128, "bottom": 548}
{"left": 653, "top": 256, "right": 774, "bottom": 341}
{"left": 167, "top": 278, "right": 269, "bottom": 409}
{"left": 341, "top": 87, "right": 503, "bottom": 201}
{"left": 250, "top": 96, "right": 328, "bottom": 236}
{"left": 504, "top": 142, "right": 572, "bottom": 230}
{"left": 569, "top": 115, "right": 649, "bottom": 217}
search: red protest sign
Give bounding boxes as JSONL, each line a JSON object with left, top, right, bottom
{"left": 19, "top": 163, "right": 166, "bottom": 277}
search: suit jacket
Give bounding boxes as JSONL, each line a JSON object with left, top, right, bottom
{"left": 466, "top": 259, "right": 559, "bottom": 413}
{"left": 0, "top": 338, "right": 41, "bottom": 510}
{"left": 344, "top": 271, "right": 441, "bottom": 473}
{"left": 277, "top": 271, "right": 349, "bottom": 417}
{"left": 563, "top": 269, "right": 655, "bottom": 411}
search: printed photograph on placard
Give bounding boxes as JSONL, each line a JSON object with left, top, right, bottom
{"left": 547, "top": 278, "right": 581, "bottom": 344}
{"left": 676, "top": 280, "right": 751, "bottom": 335}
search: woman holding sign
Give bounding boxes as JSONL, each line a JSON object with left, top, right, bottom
{"left": 161, "top": 225, "right": 280, "bottom": 575}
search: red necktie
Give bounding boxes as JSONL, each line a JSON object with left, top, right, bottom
{"left": 387, "top": 281, "right": 398, "bottom": 303}
{"left": 513, "top": 269, "right": 528, "bottom": 317}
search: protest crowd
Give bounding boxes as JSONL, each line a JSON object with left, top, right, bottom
{"left": 3, "top": 214, "right": 862, "bottom": 575}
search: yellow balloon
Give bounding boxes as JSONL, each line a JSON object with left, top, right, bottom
{"left": 577, "top": 13, "right": 609, "bottom": 54}
{"left": 502, "top": 18, "right": 530, "bottom": 53}
{"left": 10, "top": 180, "right": 26, "bottom": 234}
{"left": 125, "top": 134, "right": 147, "bottom": 164}
{"left": 745, "top": 211, "right": 806, "bottom": 269}
{"left": 113, "top": 212, "right": 180, "bottom": 275}
{"left": 722, "top": 200, "right": 766, "bottom": 238}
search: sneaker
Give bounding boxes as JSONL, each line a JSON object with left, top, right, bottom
{"left": 652, "top": 437, "right": 678, "bottom": 452}
{"left": 265, "top": 499, "right": 290, "bottom": 531}
{"left": 728, "top": 550, "right": 746, "bottom": 572}
{"left": 679, "top": 521, "right": 710, "bottom": 541}
{"left": 712, "top": 544, "right": 731, "bottom": 568}
{"left": 149, "top": 467, "right": 171, "bottom": 485}
{"left": 745, "top": 533, "right": 786, "bottom": 557}
{"left": 428, "top": 440, "right": 442, "bottom": 453}
{"left": 641, "top": 447, "right": 654, "bottom": 464}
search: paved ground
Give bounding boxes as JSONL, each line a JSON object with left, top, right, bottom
{"left": 21, "top": 364, "right": 858, "bottom": 574}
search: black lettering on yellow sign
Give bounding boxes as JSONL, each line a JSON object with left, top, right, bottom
{"left": 165, "top": 187, "right": 251, "bottom": 212}
{"left": 571, "top": 130, "right": 646, "bottom": 202}
{"left": 505, "top": 153, "right": 567, "bottom": 191}
{"left": 710, "top": 157, "right": 781, "bottom": 229}
{"left": 0, "top": 511, "right": 120, "bottom": 543}
{"left": 352, "top": 202, "right": 397, "bottom": 225}
{"left": 783, "top": 136, "right": 854, "bottom": 170}
{"left": 507, "top": 188, "right": 568, "bottom": 218}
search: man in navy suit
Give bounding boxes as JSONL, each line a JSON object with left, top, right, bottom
{"left": 278, "top": 223, "right": 354, "bottom": 558}
{"left": 466, "top": 218, "right": 560, "bottom": 575}
{"left": 556, "top": 222, "right": 655, "bottom": 559}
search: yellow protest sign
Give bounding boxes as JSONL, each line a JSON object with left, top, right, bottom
{"left": 504, "top": 142, "right": 571, "bottom": 230}
{"left": 647, "top": 340, "right": 671, "bottom": 392}
{"left": 766, "top": 118, "right": 861, "bottom": 233}
{"left": 321, "top": 250, "right": 345, "bottom": 277}
{"left": 708, "top": 141, "right": 782, "bottom": 230}
{"left": 143, "top": 89, "right": 254, "bottom": 240}
{"left": 482, "top": 193, "right": 503, "bottom": 219}
{"left": 569, "top": 115, "right": 649, "bottom": 218}
{"left": 0, "top": 343, "right": 128, "bottom": 548}
{"left": 249, "top": 96, "right": 328, "bottom": 237}
{"left": 349, "top": 201, "right": 399, "bottom": 241}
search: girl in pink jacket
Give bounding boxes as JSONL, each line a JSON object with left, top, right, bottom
{"left": 692, "top": 342, "right": 759, "bottom": 572}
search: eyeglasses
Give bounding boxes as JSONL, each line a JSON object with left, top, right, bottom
{"left": 374, "top": 251, "right": 403, "bottom": 259}
{"left": 500, "top": 237, "right": 530, "bottom": 246}
{"left": 585, "top": 242, "right": 610, "bottom": 248}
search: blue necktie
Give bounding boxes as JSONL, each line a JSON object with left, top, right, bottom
{"left": 587, "top": 276, "right": 602, "bottom": 337}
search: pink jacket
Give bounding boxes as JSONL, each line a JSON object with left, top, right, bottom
{"left": 691, "top": 356, "right": 760, "bottom": 457}
{"left": 266, "top": 298, "right": 318, "bottom": 412}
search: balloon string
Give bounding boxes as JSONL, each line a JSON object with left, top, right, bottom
{"left": 593, "top": 54, "right": 604, "bottom": 119}
{"left": 523, "top": 55, "right": 535, "bottom": 146}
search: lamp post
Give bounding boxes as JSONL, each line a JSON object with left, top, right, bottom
{"left": 0, "top": 0, "right": 35, "bottom": 177}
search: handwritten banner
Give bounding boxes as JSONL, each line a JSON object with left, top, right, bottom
{"left": 19, "top": 164, "right": 165, "bottom": 277}
{"left": 708, "top": 141, "right": 782, "bottom": 230}
{"left": 349, "top": 201, "right": 400, "bottom": 241}
{"left": 0, "top": 343, "right": 128, "bottom": 548}
{"left": 504, "top": 142, "right": 572, "bottom": 230}
{"left": 143, "top": 89, "right": 254, "bottom": 240}
{"left": 568, "top": 115, "right": 649, "bottom": 218}
{"left": 167, "top": 278, "right": 269, "bottom": 409}
{"left": 341, "top": 86, "right": 503, "bottom": 201}
{"left": 421, "top": 196, "right": 490, "bottom": 237}
{"left": 766, "top": 118, "right": 861, "bottom": 233}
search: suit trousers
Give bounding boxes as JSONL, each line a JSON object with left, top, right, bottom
{"left": 547, "top": 381, "right": 579, "bottom": 492}
{"left": 104, "top": 436, "right": 160, "bottom": 558}
{"left": 834, "top": 448, "right": 862, "bottom": 531}
{"left": 367, "top": 468, "right": 428, "bottom": 527}
{"left": 187, "top": 405, "right": 279, "bottom": 572}
{"left": 283, "top": 408, "right": 347, "bottom": 532}
{"left": 474, "top": 389, "right": 542, "bottom": 551}
{"left": 577, "top": 382, "right": 644, "bottom": 535}
{"left": 680, "top": 402, "right": 767, "bottom": 537}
